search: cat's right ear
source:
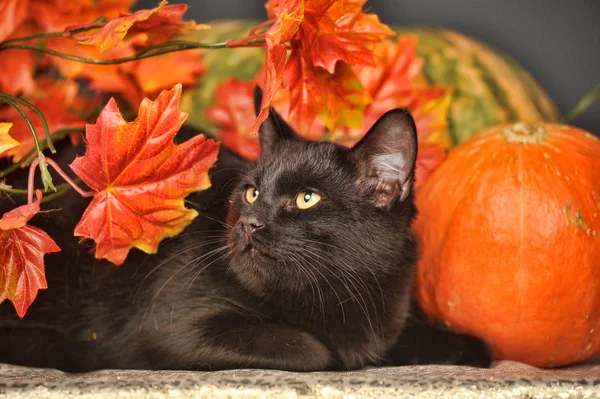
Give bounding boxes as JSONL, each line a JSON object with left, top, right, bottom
{"left": 254, "top": 86, "right": 299, "bottom": 157}
{"left": 351, "top": 108, "right": 418, "bottom": 210}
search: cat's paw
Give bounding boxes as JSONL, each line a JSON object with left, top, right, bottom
{"left": 448, "top": 334, "right": 493, "bottom": 368}
{"left": 251, "top": 330, "right": 333, "bottom": 371}
{"left": 385, "top": 322, "right": 493, "bottom": 368}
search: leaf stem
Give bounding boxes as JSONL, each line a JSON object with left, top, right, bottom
{"left": 248, "top": 19, "right": 275, "bottom": 36}
{"left": 0, "top": 127, "right": 84, "bottom": 177}
{"left": 27, "top": 157, "right": 94, "bottom": 204}
{"left": 0, "top": 25, "right": 101, "bottom": 46}
{"left": 560, "top": 83, "right": 600, "bottom": 123}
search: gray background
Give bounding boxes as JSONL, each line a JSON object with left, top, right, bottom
{"left": 137, "top": 0, "right": 600, "bottom": 134}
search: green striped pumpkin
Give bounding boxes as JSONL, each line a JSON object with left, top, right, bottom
{"left": 181, "top": 20, "right": 559, "bottom": 146}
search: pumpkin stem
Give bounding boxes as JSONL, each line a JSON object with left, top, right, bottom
{"left": 500, "top": 123, "right": 548, "bottom": 144}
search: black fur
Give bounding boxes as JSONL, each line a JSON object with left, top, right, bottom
{"left": 0, "top": 97, "right": 491, "bottom": 372}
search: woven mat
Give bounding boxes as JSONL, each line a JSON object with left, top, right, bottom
{"left": 1, "top": 361, "right": 600, "bottom": 398}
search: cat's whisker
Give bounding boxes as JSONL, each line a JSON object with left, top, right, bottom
{"left": 187, "top": 248, "right": 232, "bottom": 289}
{"left": 133, "top": 238, "right": 227, "bottom": 303}
{"left": 299, "top": 245, "right": 380, "bottom": 342}
{"left": 287, "top": 253, "right": 323, "bottom": 319}
{"left": 197, "top": 214, "right": 234, "bottom": 230}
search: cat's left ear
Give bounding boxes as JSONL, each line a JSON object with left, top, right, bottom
{"left": 254, "top": 87, "right": 299, "bottom": 157}
{"left": 351, "top": 109, "right": 418, "bottom": 210}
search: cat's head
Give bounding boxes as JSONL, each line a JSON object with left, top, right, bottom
{"left": 226, "top": 89, "right": 419, "bottom": 297}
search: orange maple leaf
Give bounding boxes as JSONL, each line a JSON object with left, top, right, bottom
{"left": 352, "top": 36, "right": 424, "bottom": 131}
{"left": 300, "top": 0, "right": 395, "bottom": 74}
{"left": 66, "top": 0, "right": 204, "bottom": 53}
{"left": 337, "top": 36, "right": 453, "bottom": 149}
{"left": 125, "top": 49, "right": 205, "bottom": 94}
{"left": 0, "top": 0, "right": 29, "bottom": 42}
{"left": 0, "top": 191, "right": 61, "bottom": 318}
{"left": 206, "top": 79, "right": 260, "bottom": 160}
{"left": 31, "top": 0, "right": 134, "bottom": 33}
{"left": 0, "top": 22, "right": 39, "bottom": 96}
{"left": 414, "top": 143, "right": 446, "bottom": 189}
{"left": 283, "top": 0, "right": 391, "bottom": 136}
{"left": 45, "top": 37, "right": 138, "bottom": 94}
{"left": 246, "top": 0, "right": 304, "bottom": 137}
{"left": 70, "top": 84, "right": 220, "bottom": 265}
{"left": 0, "top": 78, "right": 92, "bottom": 163}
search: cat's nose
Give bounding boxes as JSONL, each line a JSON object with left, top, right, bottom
{"left": 241, "top": 216, "right": 265, "bottom": 232}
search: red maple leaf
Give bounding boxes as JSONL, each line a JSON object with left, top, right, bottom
{"left": 70, "top": 84, "right": 220, "bottom": 265}
{"left": 65, "top": 0, "right": 204, "bottom": 53}
{"left": 0, "top": 191, "right": 60, "bottom": 318}
{"left": 0, "top": 78, "right": 93, "bottom": 163}
{"left": 206, "top": 79, "right": 260, "bottom": 160}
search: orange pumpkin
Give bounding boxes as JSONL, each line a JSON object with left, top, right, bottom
{"left": 414, "top": 122, "right": 600, "bottom": 368}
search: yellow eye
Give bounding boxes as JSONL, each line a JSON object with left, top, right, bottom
{"left": 296, "top": 190, "right": 321, "bottom": 210}
{"left": 245, "top": 186, "right": 259, "bottom": 204}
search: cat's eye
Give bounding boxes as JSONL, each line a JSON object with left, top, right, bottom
{"left": 245, "top": 186, "right": 259, "bottom": 204}
{"left": 295, "top": 190, "right": 321, "bottom": 210}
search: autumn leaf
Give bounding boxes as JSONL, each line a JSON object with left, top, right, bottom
{"left": 414, "top": 143, "right": 446, "bottom": 189}
{"left": 0, "top": 78, "right": 91, "bottom": 163}
{"left": 281, "top": 51, "right": 321, "bottom": 136}
{"left": 31, "top": 0, "right": 134, "bottom": 33}
{"left": 353, "top": 36, "right": 425, "bottom": 131}
{"left": 206, "top": 79, "right": 260, "bottom": 160}
{"left": 313, "top": 61, "right": 368, "bottom": 134}
{"left": 407, "top": 87, "right": 453, "bottom": 149}
{"left": 45, "top": 37, "right": 138, "bottom": 94}
{"left": 0, "top": 23, "right": 39, "bottom": 96}
{"left": 302, "top": 0, "right": 395, "bottom": 74}
{"left": 0, "top": 191, "right": 60, "bottom": 318}
{"left": 70, "top": 84, "right": 220, "bottom": 265}
{"left": 66, "top": 0, "right": 205, "bottom": 53}
{"left": 125, "top": 49, "right": 205, "bottom": 94}
{"left": 0, "top": 0, "right": 29, "bottom": 42}
{"left": 0, "top": 123, "right": 18, "bottom": 154}
{"left": 334, "top": 36, "right": 453, "bottom": 150}
{"left": 245, "top": 0, "right": 303, "bottom": 137}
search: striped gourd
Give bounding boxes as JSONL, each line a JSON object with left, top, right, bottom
{"left": 181, "top": 21, "right": 559, "bottom": 146}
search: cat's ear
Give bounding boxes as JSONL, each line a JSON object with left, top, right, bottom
{"left": 254, "top": 86, "right": 299, "bottom": 156}
{"left": 351, "top": 108, "right": 418, "bottom": 209}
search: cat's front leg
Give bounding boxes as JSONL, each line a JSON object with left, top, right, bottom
{"left": 200, "top": 312, "right": 333, "bottom": 371}
{"left": 385, "top": 319, "right": 492, "bottom": 368}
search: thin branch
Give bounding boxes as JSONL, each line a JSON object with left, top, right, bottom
{"left": 0, "top": 96, "right": 45, "bottom": 160}
{"left": 0, "top": 127, "right": 84, "bottom": 177}
{"left": 0, "top": 94, "right": 57, "bottom": 153}
{"left": 0, "top": 40, "right": 229, "bottom": 64}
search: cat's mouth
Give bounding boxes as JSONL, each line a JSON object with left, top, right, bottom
{"left": 241, "top": 241, "right": 276, "bottom": 260}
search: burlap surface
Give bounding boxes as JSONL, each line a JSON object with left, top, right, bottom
{"left": 1, "top": 360, "right": 600, "bottom": 398}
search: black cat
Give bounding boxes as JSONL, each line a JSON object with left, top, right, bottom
{"left": 0, "top": 91, "right": 490, "bottom": 372}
